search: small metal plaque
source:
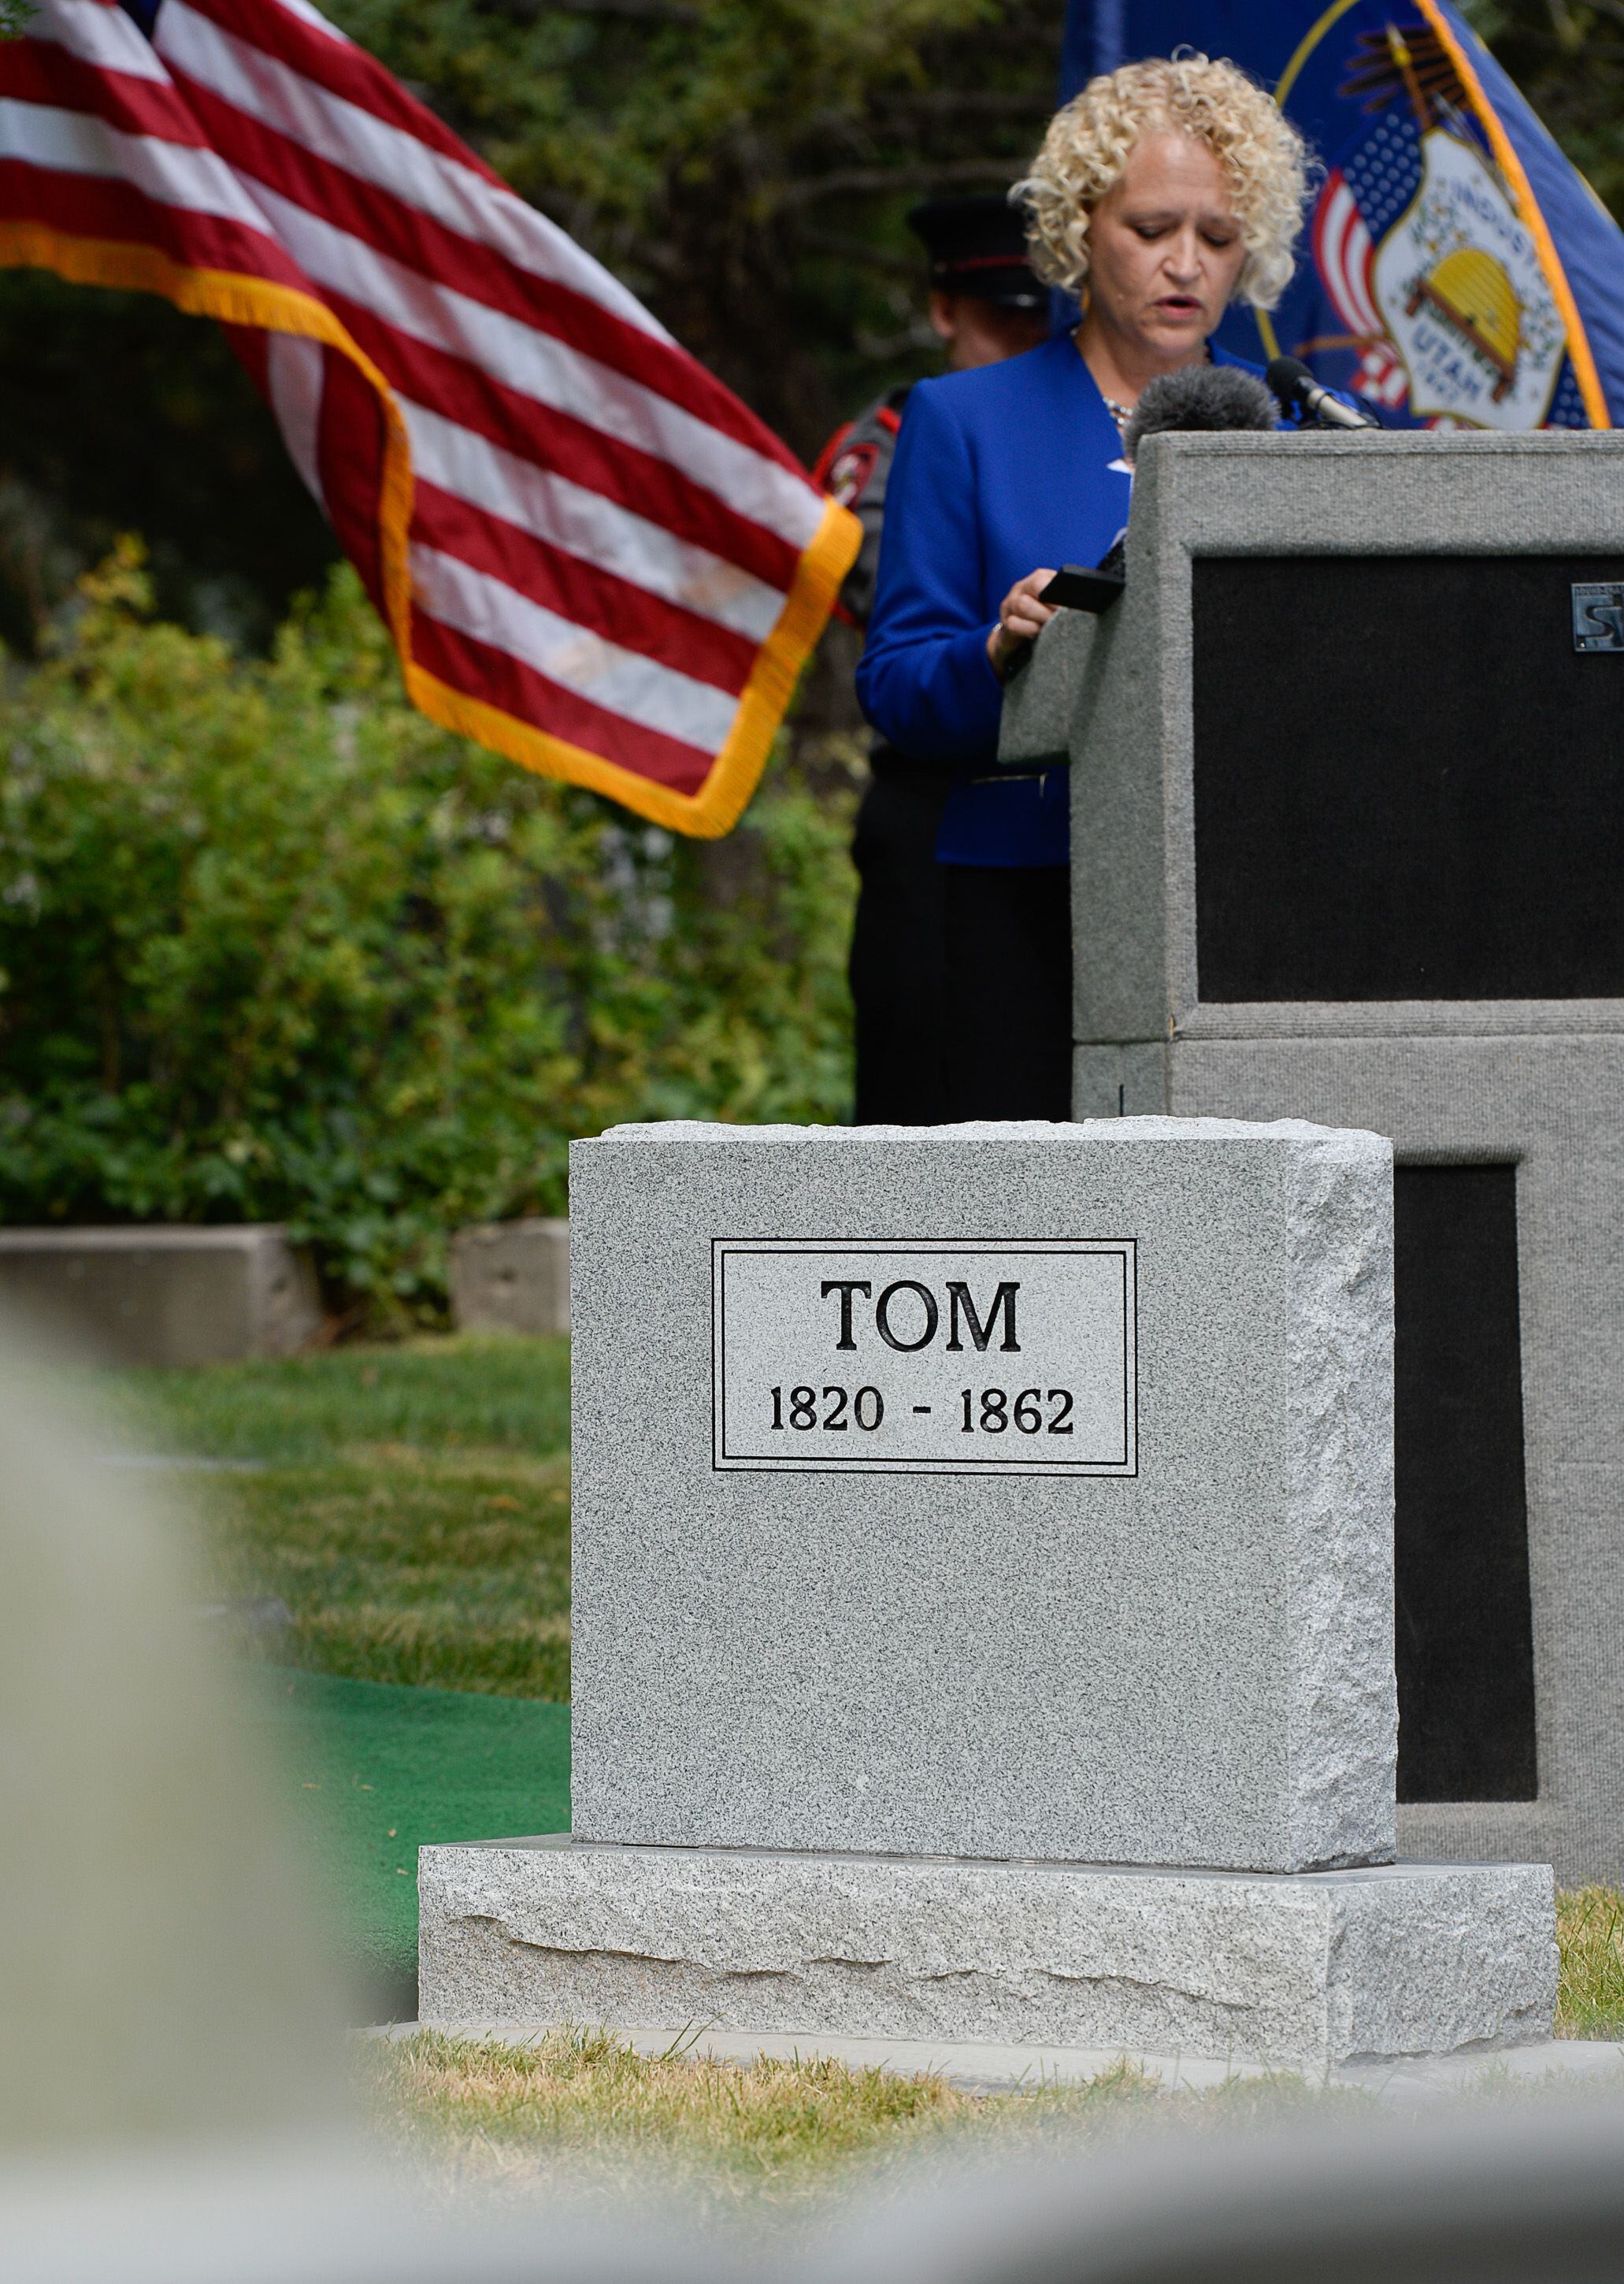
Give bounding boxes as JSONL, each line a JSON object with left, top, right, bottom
{"left": 711, "top": 1240, "right": 1137, "bottom": 1478}
{"left": 1573, "top": 581, "right": 1624, "bottom": 652}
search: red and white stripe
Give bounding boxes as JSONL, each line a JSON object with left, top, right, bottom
{"left": 0, "top": 0, "right": 849, "bottom": 813}
{"left": 1311, "top": 170, "right": 1409, "bottom": 413}
{"left": 1, "top": 0, "right": 311, "bottom": 284}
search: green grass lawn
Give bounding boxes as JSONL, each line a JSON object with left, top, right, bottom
{"left": 1559, "top": 1886, "right": 1624, "bottom": 2037}
{"left": 96, "top": 1334, "right": 571, "bottom": 1463}
{"left": 101, "top": 1336, "right": 572, "bottom": 1697}
{"left": 365, "top": 2032, "right": 1386, "bottom": 2223}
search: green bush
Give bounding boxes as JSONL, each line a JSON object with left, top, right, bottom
{"left": 0, "top": 547, "right": 856, "bottom": 1319}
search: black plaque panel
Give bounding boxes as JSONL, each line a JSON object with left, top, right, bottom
{"left": 1394, "top": 1164, "right": 1537, "bottom": 1803}
{"left": 1193, "top": 555, "right": 1624, "bottom": 1000}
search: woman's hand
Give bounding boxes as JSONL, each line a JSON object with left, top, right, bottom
{"left": 987, "top": 569, "right": 1058, "bottom": 679}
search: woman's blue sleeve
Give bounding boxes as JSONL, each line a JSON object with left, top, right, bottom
{"left": 855, "top": 383, "right": 1006, "bottom": 764}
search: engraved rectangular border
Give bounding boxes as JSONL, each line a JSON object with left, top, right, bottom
{"left": 710, "top": 1239, "right": 1139, "bottom": 1478}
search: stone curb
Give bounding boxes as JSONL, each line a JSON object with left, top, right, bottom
{"left": 363, "top": 2020, "right": 1624, "bottom": 2102}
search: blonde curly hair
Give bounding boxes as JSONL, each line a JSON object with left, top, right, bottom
{"left": 1015, "top": 55, "right": 1311, "bottom": 312}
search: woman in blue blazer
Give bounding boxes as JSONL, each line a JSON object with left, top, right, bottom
{"left": 857, "top": 55, "right": 1311, "bottom": 1118}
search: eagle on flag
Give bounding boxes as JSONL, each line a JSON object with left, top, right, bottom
{"left": 0, "top": 0, "right": 861, "bottom": 835}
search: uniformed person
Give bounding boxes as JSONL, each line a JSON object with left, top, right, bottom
{"left": 815, "top": 195, "right": 1047, "bottom": 1125}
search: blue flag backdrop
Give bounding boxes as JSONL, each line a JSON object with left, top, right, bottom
{"left": 1061, "top": 0, "right": 1624, "bottom": 428}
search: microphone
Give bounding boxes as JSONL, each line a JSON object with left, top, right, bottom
{"left": 1121, "top": 366, "right": 1276, "bottom": 465}
{"left": 1266, "top": 354, "right": 1377, "bottom": 430}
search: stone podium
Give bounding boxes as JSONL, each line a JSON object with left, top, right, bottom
{"left": 419, "top": 1118, "right": 1554, "bottom": 2071}
{"left": 999, "top": 429, "right": 1624, "bottom": 1888}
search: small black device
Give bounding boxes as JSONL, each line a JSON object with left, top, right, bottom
{"left": 1042, "top": 563, "right": 1125, "bottom": 614}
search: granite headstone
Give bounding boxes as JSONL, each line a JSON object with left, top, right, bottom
{"left": 565, "top": 1116, "right": 1396, "bottom": 1876}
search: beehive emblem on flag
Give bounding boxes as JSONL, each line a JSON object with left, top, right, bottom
{"left": 1374, "top": 124, "right": 1563, "bottom": 425}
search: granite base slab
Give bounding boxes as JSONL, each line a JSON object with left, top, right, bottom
{"left": 417, "top": 1837, "right": 1556, "bottom": 2071}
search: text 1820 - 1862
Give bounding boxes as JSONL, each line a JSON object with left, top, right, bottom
{"left": 713, "top": 1241, "right": 1136, "bottom": 1478}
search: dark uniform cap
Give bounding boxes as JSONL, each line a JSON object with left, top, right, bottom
{"left": 906, "top": 192, "right": 1045, "bottom": 310}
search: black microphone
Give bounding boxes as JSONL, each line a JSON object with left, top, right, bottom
{"left": 1121, "top": 365, "right": 1276, "bottom": 465}
{"left": 1266, "top": 354, "right": 1377, "bottom": 430}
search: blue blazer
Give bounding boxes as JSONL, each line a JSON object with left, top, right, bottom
{"left": 856, "top": 331, "right": 1265, "bottom": 866}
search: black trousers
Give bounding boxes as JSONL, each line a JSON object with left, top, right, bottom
{"left": 849, "top": 764, "right": 951, "bottom": 1124}
{"left": 940, "top": 860, "right": 1072, "bottom": 1121}
{"left": 850, "top": 764, "right": 1071, "bottom": 1124}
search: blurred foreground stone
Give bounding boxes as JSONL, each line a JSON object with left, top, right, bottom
{"left": 0, "top": 1307, "right": 346, "bottom": 2145}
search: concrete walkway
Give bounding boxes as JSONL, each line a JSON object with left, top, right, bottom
{"left": 373, "top": 2019, "right": 1624, "bottom": 2101}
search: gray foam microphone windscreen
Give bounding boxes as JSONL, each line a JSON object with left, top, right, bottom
{"left": 1122, "top": 365, "right": 1276, "bottom": 465}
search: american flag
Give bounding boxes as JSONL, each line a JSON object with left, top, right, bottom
{"left": 1310, "top": 167, "right": 1409, "bottom": 412}
{"left": 0, "top": 0, "right": 859, "bottom": 834}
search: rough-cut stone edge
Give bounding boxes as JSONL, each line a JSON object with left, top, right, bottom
{"left": 1282, "top": 1130, "right": 1398, "bottom": 1870}
{"left": 418, "top": 1840, "right": 1555, "bottom": 2069}
{"left": 581, "top": 1114, "right": 1381, "bottom": 1148}
{"left": 1329, "top": 1863, "right": 1559, "bottom": 2062}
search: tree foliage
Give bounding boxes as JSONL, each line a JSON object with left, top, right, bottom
{"left": 0, "top": 547, "right": 857, "bottom": 1318}
{"left": 0, "top": 276, "right": 336, "bottom": 654}
{"left": 1461, "top": 0, "right": 1624, "bottom": 218}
